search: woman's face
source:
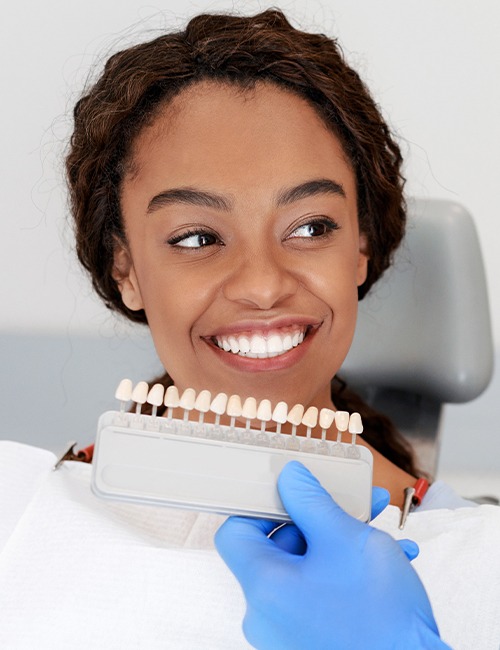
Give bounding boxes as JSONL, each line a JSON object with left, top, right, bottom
{"left": 116, "top": 81, "right": 368, "bottom": 410}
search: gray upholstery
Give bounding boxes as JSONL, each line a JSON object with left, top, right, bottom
{"left": 342, "top": 198, "right": 494, "bottom": 475}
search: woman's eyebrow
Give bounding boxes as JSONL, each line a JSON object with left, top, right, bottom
{"left": 147, "top": 178, "right": 345, "bottom": 214}
{"left": 147, "top": 188, "right": 232, "bottom": 213}
{"left": 276, "top": 179, "right": 346, "bottom": 206}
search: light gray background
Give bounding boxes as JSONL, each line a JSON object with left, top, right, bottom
{"left": 1, "top": 1, "right": 499, "bottom": 497}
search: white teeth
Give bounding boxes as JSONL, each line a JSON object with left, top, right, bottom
{"left": 267, "top": 334, "right": 284, "bottom": 354}
{"left": 250, "top": 335, "right": 267, "bottom": 354}
{"left": 214, "top": 327, "right": 309, "bottom": 359}
{"left": 239, "top": 336, "right": 250, "bottom": 353}
{"left": 228, "top": 336, "right": 239, "bottom": 354}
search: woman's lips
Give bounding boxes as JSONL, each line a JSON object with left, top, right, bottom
{"left": 203, "top": 323, "right": 318, "bottom": 371}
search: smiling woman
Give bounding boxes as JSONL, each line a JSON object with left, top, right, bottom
{"left": 66, "top": 10, "right": 419, "bottom": 499}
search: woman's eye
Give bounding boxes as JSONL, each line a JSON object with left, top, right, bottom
{"left": 288, "top": 219, "right": 339, "bottom": 239}
{"left": 167, "top": 230, "right": 220, "bottom": 249}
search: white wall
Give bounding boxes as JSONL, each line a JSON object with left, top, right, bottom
{"left": 1, "top": 1, "right": 499, "bottom": 484}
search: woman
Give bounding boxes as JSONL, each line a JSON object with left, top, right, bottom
{"left": 63, "top": 9, "right": 484, "bottom": 648}
{"left": 68, "top": 9, "right": 426, "bottom": 503}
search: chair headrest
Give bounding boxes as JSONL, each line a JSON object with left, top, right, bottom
{"left": 341, "top": 198, "right": 494, "bottom": 403}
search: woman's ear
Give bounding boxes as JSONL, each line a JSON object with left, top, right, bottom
{"left": 112, "top": 243, "right": 144, "bottom": 311}
{"left": 356, "top": 233, "right": 369, "bottom": 286}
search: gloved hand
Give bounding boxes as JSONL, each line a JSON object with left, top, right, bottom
{"left": 215, "top": 461, "right": 450, "bottom": 650}
{"left": 269, "top": 484, "right": 419, "bottom": 560}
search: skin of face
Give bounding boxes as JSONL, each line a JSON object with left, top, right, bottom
{"left": 115, "top": 81, "right": 369, "bottom": 414}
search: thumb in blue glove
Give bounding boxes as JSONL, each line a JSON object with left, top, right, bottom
{"left": 215, "top": 461, "right": 450, "bottom": 650}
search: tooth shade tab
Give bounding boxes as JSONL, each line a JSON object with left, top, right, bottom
{"left": 272, "top": 401, "right": 288, "bottom": 424}
{"left": 115, "top": 378, "right": 133, "bottom": 402}
{"left": 348, "top": 412, "right": 363, "bottom": 434}
{"left": 131, "top": 381, "right": 149, "bottom": 405}
{"left": 164, "top": 385, "right": 180, "bottom": 408}
{"left": 210, "top": 392, "right": 228, "bottom": 415}
{"left": 194, "top": 390, "right": 212, "bottom": 413}
{"left": 226, "top": 394, "right": 243, "bottom": 417}
{"left": 302, "top": 406, "right": 318, "bottom": 429}
{"left": 242, "top": 397, "right": 257, "bottom": 420}
{"left": 287, "top": 404, "right": 305, "bottom": 427}
{"left": 319, "top": 408, "right": 335, "bottom": 430}
{"left": 179, "top": 388, "right": 196, "bottom": 410}
{"left": 147, "top": 383, "right": 165, "bottom": 407}
{"left": 257, "top": 399, "right": 272, "bottom": 422}
{"left": 335, "top": 411, "right": 350, "bottom": 432}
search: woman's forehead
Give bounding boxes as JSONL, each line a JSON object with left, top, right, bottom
{"left": 125, "top": 80, "right": 355, "bottom": 193}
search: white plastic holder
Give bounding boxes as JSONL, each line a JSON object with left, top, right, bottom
{"left": 91, "top": 411, "right": 373, "bottom": 522}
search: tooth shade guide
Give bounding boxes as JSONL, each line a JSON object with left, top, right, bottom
{"left": 348, "top": 412, "right": 363, "bottom": 447}
{"left": 147, "top": 383, "right": 165, "bottom": 419}
{"left": 94, "top": 394, "right": 374, "bottom": 523}
{"left": 115, "top": 378, "right": 133, "bottom": 412}
{"left": 302, "top": 406, "right": 318, "bottom": 438}
{"left": 210, "top": 392, "right": 228, "bottom": 429}
{"left": 164, "top": 385, "right": 180, "bottom": 420}
{"left": 272, "top": 401, "right": 288, "bottom": 435}
{"left": 319, "top": 407, "right": 336, "bottom": 441}
{"left": 257, "top": 399, "right": 272, "bottom": 434}
{"left": 334, "top": 410, "right": 349, "bottom": 444}
{"left": 227, "top": 394, "right": 243, "bottom": 429}
{"left": 286, "top": 403, "right": 304, "bottom": 438}
{"left": 178, "top": 388, "right": 197, "bottom": 425}
{"left": 109, "top": 381, "right": 367, "bottom": 457}
{"left": 242, "top": 396, "right": 257, "bottom": 432}
{"left": 194, "top": 389, "right": 212, "bottom": 425}
{"left": 335, "top": 410, "right": 349, "bottom": 430}
{"left": 131, "top": 381, "right": 149, "bottom": 414}
{"left": 316, "top": 440, "right": 329, "bottom": 455}
{"left": 194, "top": 389, "right": 211, "bottom": 412}
{"left": 164, "top": 385, "right": 180, "bottom": 408}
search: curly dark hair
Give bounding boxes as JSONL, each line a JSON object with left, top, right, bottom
{"left": 66, "top": 9, "right": 418, "bottom": 476}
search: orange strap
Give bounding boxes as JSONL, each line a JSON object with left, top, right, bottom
{"left": 412, "top": 477, "right": 430, "bottom": 506}
{"left": 76, "top": 444, "right": 95, "bottom": 463}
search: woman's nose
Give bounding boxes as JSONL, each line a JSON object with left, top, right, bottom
{"left": 222, "top": 247, "right": 299, "bottom": 309}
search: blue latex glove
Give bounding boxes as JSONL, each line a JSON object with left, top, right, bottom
{"left": 215, "top": 461, "right": 450, "bottom": 650}
{"left": 269, "top": 484, "right": 419, "bottom": 560}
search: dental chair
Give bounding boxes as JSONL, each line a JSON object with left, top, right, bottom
{"left": 341, "top": 198, "right": 494, "bottom": 478}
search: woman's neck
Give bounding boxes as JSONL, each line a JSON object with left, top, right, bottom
{"left": 359, "top": 438, "right": 417, "bottom": 509}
